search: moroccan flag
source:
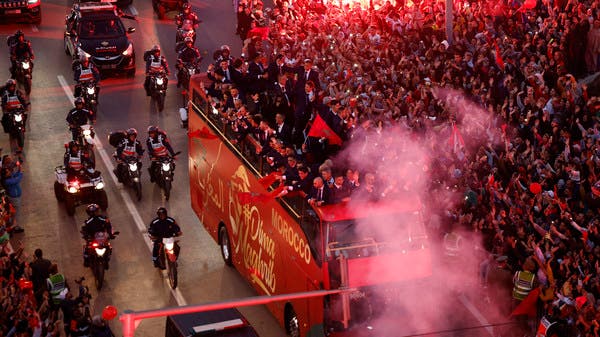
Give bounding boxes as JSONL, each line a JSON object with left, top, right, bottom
{"left": 510, "top": 287, "right": 540, "bottom": 318}
{"left": 188, "top": 127, "right": 218, "bottom": 140}
{"left": 308, "top": 114, "right": 343, "bottom": 146}
{"left": 258, "top": 171, "right": 280, "bottom": 188}
{"left": 447, "top": 123, "right": 465, "bottom": 153}
{"left": 494, "top": 42, "right": 505, "bottom": 71}
{"left": 247, "top": 27, "right": 270, "bottom": 40}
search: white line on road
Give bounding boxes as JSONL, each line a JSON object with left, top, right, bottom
{"left": 458, "top": 293, "right": 494, "bottom": 336}
{"left": 58, "top": 74, "right": 187, "bottom": 306}
{"left": 128, "top": 4, "right": 138, "bottom": 16}
{"left": 31, "top": 25, "right": 38, "bottom": 32}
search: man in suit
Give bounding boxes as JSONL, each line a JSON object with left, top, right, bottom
{"left": 289, "top": 166, "right": 313, "bottom": 197}
{"left": 267, "top": 54, "right": 287, "bottom": 89}
{"left": 274, "top": 113, "right": 293, "bottom": 145}
{"left": 247, "top": 53, "right": 269, "bottom": 93}
{"left": 269, "top": 73, "right": 294, "bottom": 120}
{"left": 287, "top": 58, "right": 321, "bottom": 95}
{"left": 330, "top": 172, "right": 352, "bottom": 204}
{"left": 224, "top": 86, "right": 246, "bottom": 112}
{"left": 215, "top": 59, "right": 234, "bottom": 85}
{"left": 293, "top": 80, "right": 318, "bottom": 147}
{"left": 307, "top": 176, "right": 331, "bottom": 206}
{"left": 230, "top": 58, "right": 248, "bottom": 93}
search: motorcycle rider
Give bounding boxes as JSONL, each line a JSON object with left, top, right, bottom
{"left": 66, "top": 97, "right": 94, "bottom": 141}
{"left": 1, "top": 79, "right": 28, "bottom": 139}
{"left": 213, "top": 45, "right": 234, "bottom": 65}
{"left": 148, "top": 207, "right": 181, "bottom": 269}
{"left": 64, "top": 141, "right": 94, "bottom": 180}
{"left": 175, "top": 3, "right": 200, "bottom": 29}
{"left": 81, "top": 204, "right": 114, "bottom": 268}
{"left": 73, "top": 56, "right": 101, "bottom": 99}
{"left": 176, "top": 37, "right": 201, "bottom": 87}
{"left": 114, "top": 128, "right": 144, "bottom": 182}
{"left": 144, "top": 45, "right": 170, "bottom": 97}
{"left": 9, "top": 30, "right": 34, "bottom": 79}
{"left": 146, "top": 126, "right": 176, "bottom": 183}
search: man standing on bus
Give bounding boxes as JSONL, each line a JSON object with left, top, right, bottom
{"left": 307, "top": 176, "right": 331, "bottom": 206}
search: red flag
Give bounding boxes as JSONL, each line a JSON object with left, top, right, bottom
{"left": 494, "top": 42, "right": 505, "bottom": 71}
{"left": 237, "top": 185, "right": 288, "bottom": 205}
{"left": 308, "top": 114, "right": 343, "bottom": 146}
{"left": 258, "top": 171, "right": 280, "bottom": 188}
{"left": 247, "top": 27, "right": 270, "bottom": 40}
{"left": 510, "top": 287, "right": 540, "bottom": 317}
{"left": 188, "top": 127, "right": 218, "bottom": 140}
{"left": 447, "top": 123, "right": 465, "bottom": 153}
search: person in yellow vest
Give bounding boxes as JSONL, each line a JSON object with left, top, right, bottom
{"left": 513, "top": 257, "right": 538, "bottom": 307}
{"left": 46, "top": 263, "right": 69, "bottom": 308}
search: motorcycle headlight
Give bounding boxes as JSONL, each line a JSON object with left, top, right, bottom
{"left": 68, "top": 184, "right": 79, "bottom": 193}
{"left": 83, "top": 129, "right": 91, "bottom": 137}
{"left": 95, "top": 181, "right": 104, "bottom": 190}
{"left": 14, "top": 114, "right": 22, "bottom": 122}
{"left": 86, "top": 87, "right": 95, "bottom": 95}
{"left": 22, "top": 62, "right": 30, "bottom": 70}
{"left": 187, "top": 68, "right": 195, "bottom": 75}
{"left": 162, "top": 163, "right": 171, "bottom": 172}
{"left": 122, "top": 43, "right": 133, "bottom": 56}
{"left": 156, "top": 77, "right": 164, "bottom": 86}
{"left": 95, "top": 247, "right": 106, "bottom": 256}
{"left": 128, "top": 162, "right": 138, "bottom": 172}
{"left": 165, "top": 242, "right": 174, "bottom": 251}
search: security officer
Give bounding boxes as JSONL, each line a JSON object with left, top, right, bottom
{"left": 148, "top": 207, "right": 182, "bottom": 269}
{"left": 512, "top": 257, "right": 537, "bottom": 306}
{"left": 46, "top": 263, "right": 68, "bottom": 307}
{"left": 146, "top": 126, "right": 176, "bottom": 183}
{"left": 64, "top": 141, "right": 94, "bottom": 179}
{"left": 144, "top": 45, "right": 170, "bottom": 96}
{"left": 73, "top": 56, "right": 101, "bottom": 98}
{"left": 66, "top": 97, "right": 94, "bottom": 140}
{"left": 81, "top": 204, "right": 114, "bottom": 268}
{"left": 114, "top": 128, "right": 144, "bottom": 182}
{"left": 9, "top": 30, "right": 34, "bottom": 79}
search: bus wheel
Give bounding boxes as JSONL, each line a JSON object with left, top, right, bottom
{"left": 219, "top": 225, "right": 233, "bottom": 266}
{"left": 285, "top": 305, "right": 300, "bottom": 337}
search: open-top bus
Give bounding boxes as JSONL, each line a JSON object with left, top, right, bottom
{"left": 187, "top": 74, "right": 432, "bottom": 337}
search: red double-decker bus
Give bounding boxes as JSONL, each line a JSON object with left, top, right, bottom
{"left": 187, "top": 74, "right": 432, "bottom": 337}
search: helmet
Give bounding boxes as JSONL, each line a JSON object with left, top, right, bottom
{"left": 151, "top": 44, "right": 161, "bottom": 53}
{"left": 80, "top": 54, "right": 89, "bottom": 63}
{"left": 15, "top": 30, "right": 24, "bottom": 38}
{"left": 126, "top": 128, "right": 138, "bottom": 137}
{"left": 5, "top": 79, "right": 16, "bottom": 87}
{"left": 86, "top": 203, "right": 100, "bottom": 216}
{"left": 69, "top": 140, "right": 80, "bottom": 149}
{"left": 182, "top": 2, "right": 191, "bottom": 12}
{"left": 220, "top": 45, "right": 230, "bottom": 53}
{"left": 156, "top": 207, "right": 167, "bottom": 217}
{"left": 74, "top": 97, "right": 85, "bottom": 106}
{"left": 184, "top": 36, "right": 193, "bottom": 44}
{"left": 147, "top": 125, "right": 159, "bottom": 134}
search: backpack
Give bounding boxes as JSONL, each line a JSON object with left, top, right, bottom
{"left": 108, "top": 130, "right": 127, "bottom": 148}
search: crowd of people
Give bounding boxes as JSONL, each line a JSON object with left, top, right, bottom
{"left": 193, "top": 0, "right": 600, "bottom": 335}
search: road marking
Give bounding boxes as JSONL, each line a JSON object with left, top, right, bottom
{"left": 31, "top": 25, "right": 38, "bottom": 32}
{"left": 128, "top": 4, "right": 138, "bottom": 16}
{"left": 58, "top": 74, "right": 187, "bottom": 306}
{"left": 458, "top": 293, "right": 494, "bottom": 336}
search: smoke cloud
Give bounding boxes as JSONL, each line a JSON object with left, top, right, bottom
{"left": 326, "top": 89, "right": 510, "bottom": 336}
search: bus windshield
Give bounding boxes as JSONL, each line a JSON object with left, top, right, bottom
{"left": 325, "top": 212, "right": 426, "bottom": 260}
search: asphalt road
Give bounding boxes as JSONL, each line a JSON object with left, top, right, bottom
{"left": 0, "top": 2, "right": 522, "bottom": 337}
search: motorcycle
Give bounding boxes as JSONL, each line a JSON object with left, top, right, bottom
{"left": 15, "top": 58, "right": 32, "bottom": 95}
{"left": 152, "top": 0, "right": 187, "bottom": 20}
{"left": 149, "top": 71, "right": 167, "bottom": 112}
{"left": 151, "top": 235, "right": 180, "bottom": 289}
{"left": 75, "top": 124, "right": 96, "bottom": 162}
{"left": 5, "top": 108, "right": 26, "bottom": 151}
{"left": 116, "top": 155, "right": 143, "bottom": 201}
{"left": 175, "top": 19, "right": 196, "bottom": 47}
{"left": 82, "top": 231, "right": 119, "bottom": 290}
{"left": 54, "top": 165, "right": 108, "bottom": 216}
{"left": 79, "top": 80, "right": 99, "bottom": 121}
{"left": 151, "top": 152, "right": 179, "bottom": 200}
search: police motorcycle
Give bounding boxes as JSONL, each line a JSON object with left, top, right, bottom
{"left": 149, "top": 233, "right": 180, "bottom": 289}
{"left": 151, "top": 151, "right": 180, "bottom": 201}
{"left": 175, "top": 19, "right": 196, "bottom": 47}
{"left": 81, "top": 230, "right": 119, "bottom": 290}
{"left": 75, "top": 124, "right": 96, "bottom": 162}
{"left": 118, "top": 156, "right": 143, "bottom": 200}
{"left": 149, "top": 70, "right": 168, "bottom": 112}
{"left": 54, "top": 163, "right": 108, "bottom": 216}
{"left": 15, "top": 57, "right": 32, "bottom": 95}
{"left": 5, "top": 108, "right": 26, "bottom": 151}
{"left": 78, "top": 80, "right": 99, "bottom": 119}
